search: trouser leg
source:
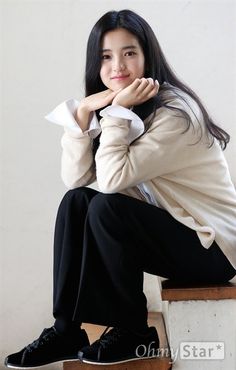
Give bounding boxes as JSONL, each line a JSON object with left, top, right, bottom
{"left": 73, "top": 192, "right": 236, "bottom": 330}
{"left": 53, "top": 186, "right": 98, "bottom": 332}
{"left": 53, "top": 188, "right": 236, "bottom": 332}
{"left": 73, "top": 193, "right": 149, "bottom": 331}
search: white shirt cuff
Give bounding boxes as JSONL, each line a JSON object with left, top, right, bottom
{"left": 44, "top": 99, "right": 101, "bottom": 139}
{"left": 99, "top": 105, "right": 145, "bottom": 144}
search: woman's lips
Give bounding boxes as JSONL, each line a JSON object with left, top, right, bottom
{"left": 111, "top": 75, "right": 130, "bottom": 80}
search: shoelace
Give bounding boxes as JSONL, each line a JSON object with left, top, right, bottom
{"left": 99, "top": 327, "right": 127, "bottom": 348}
{"left": 95, "top": 327, "right": 128, "bottom": 361}
{"left": 20, "top": 328, "right": 57, "bottom": 366}
{"left": 24, "top": 327, "right": 57, "bottom": 353}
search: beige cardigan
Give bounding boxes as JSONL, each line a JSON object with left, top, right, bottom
{"left": 60, "top": 89, "right": 236, "bottom": 270}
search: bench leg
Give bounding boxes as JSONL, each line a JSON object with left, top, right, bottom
{"left": 163, "top": 299, "right": 236, "bottom": 369}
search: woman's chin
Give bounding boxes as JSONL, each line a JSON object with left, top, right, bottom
{"left": 110, "top": 80, "right": 132, "bottom": 91}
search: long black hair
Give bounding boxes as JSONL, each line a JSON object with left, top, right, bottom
{"left": 85, "top": 9, "right": 229, "bottom": 152}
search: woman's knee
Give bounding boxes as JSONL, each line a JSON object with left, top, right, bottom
{"left": 87, "top": 192, "right": 123, "bottom": 222}
{"left": 60, "top": 186, "right": 98, "bottom": 206}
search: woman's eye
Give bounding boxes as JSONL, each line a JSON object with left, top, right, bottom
{"left": 125, "top": 51, "right": 136, "bottom": 56}
{"left": 101, "top": 54, "right": 111, "bottom": 60}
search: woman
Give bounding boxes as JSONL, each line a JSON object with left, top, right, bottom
{"left": 5, "top": 9, "right": 236, "bottom": 368}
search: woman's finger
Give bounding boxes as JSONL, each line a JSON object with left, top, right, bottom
{"left": 129, "top": 78, "right": 143, "bottom": 91}
{"left": 136, "top": 78, "right": 157, "bottom": 98}
{"left": 142, "top": 84, "right": 159, "bottom": 101}
{"left": 136, "top": 79, "right": 159, "bottom": 103}
{"left": 140, "top": 79, "right": 156, "bottom": 96}
{"left": 135, "top": 78, "right": 150, "bottom": 94}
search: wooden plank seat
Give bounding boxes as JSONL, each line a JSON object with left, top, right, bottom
{"left": 161, "top": 280, "right": 236, "bottom": 301}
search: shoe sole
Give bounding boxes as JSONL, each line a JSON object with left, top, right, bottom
{"left": 5, "top": 357, "right": 79, "bottom": 369}
{"left": 79, "top": 355, "right": 159, "bottom": 366}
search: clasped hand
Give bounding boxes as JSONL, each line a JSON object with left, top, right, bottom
{"left": 76, "top": 78, "right": 159, "bottom": 131}
{"left": 112, "top": 77, "right": 159, "bottom": 108}
{"left": 79, "top": 78, "right": 159, "bottom": 112}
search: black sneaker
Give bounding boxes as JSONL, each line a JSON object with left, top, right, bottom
{"left": 77, "top": 326, "right": 159, "bottom": 365}
{"left": 5, "top": 326, "right": 89, "bottom": 368}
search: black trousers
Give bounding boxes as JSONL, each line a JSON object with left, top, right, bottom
{"left": 53, "top": 187, "right": 236, "bottom": 332}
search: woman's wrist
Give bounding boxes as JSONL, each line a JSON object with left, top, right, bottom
{"left": 75, "top": 105, "right": 91, "bottom": 131}
{"left": 112, "top": 98, "right": 130, "bottom": 109}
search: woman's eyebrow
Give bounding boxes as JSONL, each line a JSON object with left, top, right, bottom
{"left": 101, "top": 45, "right": 138, "bottom": 52}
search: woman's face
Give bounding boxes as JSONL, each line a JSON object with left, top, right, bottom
{"left": 100, "top": 28, "right": 145, "bottom": 91}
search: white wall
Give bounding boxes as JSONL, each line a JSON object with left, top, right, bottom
{"left": 1, "top": 0, "right": 235, "bottom": 369}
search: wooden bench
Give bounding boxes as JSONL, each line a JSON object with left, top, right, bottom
{"left": 63, "top": 312, "right": 172, "bottom": 370}
{"left": 161, "top": 280, "right": 236, "bottom": 370}
{"left": 161, "top": 280, "right": 236, "bottom": 300}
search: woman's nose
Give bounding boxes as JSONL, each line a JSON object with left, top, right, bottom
{"left": 112, "top": 58, "right": 126, "bottom": 72}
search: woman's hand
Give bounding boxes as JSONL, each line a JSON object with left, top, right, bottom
{"left": 79, "top": 89, "right": 121, "bottom": 113}
{"left": 112, "top": 78, "right": 159, "bottom": 108}
{"left": 76, "top": 89, "right": 120, "bottom": 131}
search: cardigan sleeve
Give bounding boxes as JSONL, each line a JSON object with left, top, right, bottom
{"left": 45, "top": 99, "right": 99, "bottom": 189}
{"left": 95, "top": 107, "right": 204, "bottom": 193}
{"left": 61, "top": 129, "right": 96, "bottom": 189}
